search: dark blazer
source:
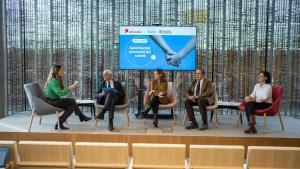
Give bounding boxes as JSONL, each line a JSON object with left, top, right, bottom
{"left": 186, "top": 78, "right": 214, "bottom": 105}
{"left": 96, "top": 80, "right": 125, "bottom": 102}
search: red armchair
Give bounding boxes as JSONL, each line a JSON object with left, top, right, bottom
{"left": 239, "top": 86, "right": 284, "bottom": 133}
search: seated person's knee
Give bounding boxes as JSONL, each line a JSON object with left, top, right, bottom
{"left": 184, "top": 99, "right": 192, "bottom": 105}
{"left": 197, "top": 97, "right": 206, "bottom": 104}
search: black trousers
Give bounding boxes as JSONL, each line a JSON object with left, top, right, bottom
{"left": 148, "top": 96, "right": 160, "bottom": 117}
{"left": 184, "top": 97, "right": 209, "bottom": 124}
{"left": 96, "top": 93, "right": 123, "bottom": 122}
{"left": 245, "top": 102, "right": 272, "bottom": 121}
{"left": 45, "top": 97, "right": 82, "bottom": 123}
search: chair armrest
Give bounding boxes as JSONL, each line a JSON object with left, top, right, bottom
{"left": 239, "top": 101, "right": 246, "bottom": 111}
{"left": 143, "top": 93, "right": 150, "bottom": 106}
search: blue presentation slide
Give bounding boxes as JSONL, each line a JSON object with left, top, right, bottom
{"left": 119, "top": 26, "right": 196, "bottom": 71}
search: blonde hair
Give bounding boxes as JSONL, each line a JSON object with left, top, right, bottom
{"left": 44, "top": 64, "right": 64, "bottom": 90}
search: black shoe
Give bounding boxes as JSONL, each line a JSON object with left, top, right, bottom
{"left": 108, "top": 123, "right": 114, "bottom": 131}
{"left": 55, "top": 122, "right": 69, "bottom": 130}
{"left": 153, "top": 121, "right": 158, "bottom": 128}
{"left": 139, "top": 110, "right": 148, "bottom": 118}
{"left": 199, "top": 123, "right": 208, "bottom": 130}
{"left": 137, "top": 114, "right": 144, "bottom": 119}
{"left": 96, "top": 111, "right": 105, "bottom": 120}
{"left": 185, "top": 122, "right": 198, "bottom": 129}
{"left": 79, "top": 114, "right": 92, "bottom": 122}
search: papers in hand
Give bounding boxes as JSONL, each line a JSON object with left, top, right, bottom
{"left": 102, "top": 88, "right": 115, "bottom": 93}
{"left": 74, "top": 81, "right": 79, "bottom": 87}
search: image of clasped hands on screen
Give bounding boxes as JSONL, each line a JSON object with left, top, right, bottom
{"left": 119, "top": 28, "right": 196, "bottom": 71}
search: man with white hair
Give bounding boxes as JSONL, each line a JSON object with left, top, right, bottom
{"left": 95, "top": 70, "right": 125, "bottom": 131}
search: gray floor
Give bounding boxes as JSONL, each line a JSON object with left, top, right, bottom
{"left": 0, "top": 110, "right": 299, "bottom": 138}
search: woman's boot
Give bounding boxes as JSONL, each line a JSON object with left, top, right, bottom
{"left": 247, "top": 115, "right": 256, "bottom": 125}
{"left": 244, "top": 115, "right": 257, "bottom": 134}
{"left": 139, "top": 106, "right": 151, "bottom": 117}
{"left": 153, "top": 114, "right": 158, "bottom": 127}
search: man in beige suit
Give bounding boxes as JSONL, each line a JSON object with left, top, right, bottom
{"left": 184, "top": 69, "right": 214, "bottom": 130}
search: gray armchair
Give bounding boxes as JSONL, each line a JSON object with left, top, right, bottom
{"left": 24, "top": 83, "right": 65, "bottom": 132}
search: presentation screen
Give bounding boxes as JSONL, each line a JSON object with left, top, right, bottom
{"left": 119, "top": 26, "right": 196, "bottom": 70}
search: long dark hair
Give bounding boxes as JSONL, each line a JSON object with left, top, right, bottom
{"left": 45, "top": 64, "right": 64, "bottom": 89}
{"left": 260, "top": 70, "right": 271, "bottom": 84}
{"left": 155, "top": 69, "right": 166, "bottom": 82}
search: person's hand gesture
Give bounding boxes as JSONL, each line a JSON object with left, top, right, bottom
{"left": 149, "top": 90, "right": 155, "bottom": 95}
{"left": 68, "top": 84, "right": 77, "bottom": 91}
{"left": 188, "top": 95, "right": 197, "bottom": 102}
{"left": 245, "top": 96, "right": 253, "bottom": 103}
{"left": 100, "top": 91, "right": 107, "bottom": 97}
{"left": 158, "top": 92, "right": 165, "bottom": 97}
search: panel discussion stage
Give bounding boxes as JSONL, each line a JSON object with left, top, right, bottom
{"left": 1, "top": 111, "right": 300, "bottom": 156}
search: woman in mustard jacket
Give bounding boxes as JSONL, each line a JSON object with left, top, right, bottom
{"left": 140, "top": 69, "right": 169, "bottom": 127}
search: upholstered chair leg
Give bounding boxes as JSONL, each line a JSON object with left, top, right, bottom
{"left": 56, "top": 111, "right": 60, "bottom": 132}
{"left": 173, "top": 108, "right": 176, "bottom": 125}
{"left": 95, "top": 107, "right": 99, "bottom": 127}
{"left": 28, "top": 108, "right": 35, "bottom": 132}
{"left": 214, "top": 110, "right": 218, "bottom": 128}
{"left": 216, "top": 110, "right": 219, "bottom": 124}
{"left": 39, "top": 115, "right": 42, "bottom": 125}
{"left": 278, "top": 111, "right": 285, "bottom": 131}
{"left": 236, "top": 111, "right": 242, "bottom": 127}
{"left": 263, "top": 113, "right": 267, "bottom": 134}
{"left": 182, "top": 111, "right": 187, "bottom": 126}
{"left": 125, "top": 108, "right": 129, "bottom": 127}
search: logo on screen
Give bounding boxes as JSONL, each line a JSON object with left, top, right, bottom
{"left": 159, "top": 30, "right": 172, "bottom": 34}
{"left": 124, "top": 28, "right": 142, "bottom": 34}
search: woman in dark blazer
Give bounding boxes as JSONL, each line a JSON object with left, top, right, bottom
{"left": 140, "top": 69, "right": 169, "bottom": 127}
